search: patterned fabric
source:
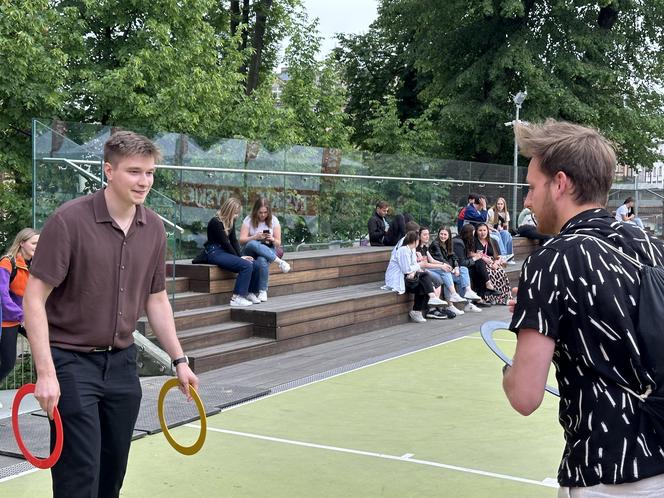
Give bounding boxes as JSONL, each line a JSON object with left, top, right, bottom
{"left": 484, "top": 266, "right": 511, "bottom": 305}
{"left": 510, "top": 208, "right": 664, "bottom": 487}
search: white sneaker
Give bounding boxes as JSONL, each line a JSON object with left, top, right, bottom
{"left": 409, "top": 310, "right": 427, "bottom": 323}
{"left": 463, "top": 289, "right": 482, "bottom": 301}
{"left": 448, "top": 292, "right": 467, "bottom": 303}
{"left": 278, "top": 260, "right": 291, "bottom": 273}
{"left": 247, "top": 293, "right": 262, "bottom": 304}
{"left": 230, "top": 296, "right": 253, "bottom": 307}
{"left": 258, "top": 290, "right": 268, "bottom": 302}
{"left": 447, "top": 305, "right": 464, "bottom": 316}
{"left": 464, "top": 302, "right": 482, "bottom": 313}
{"left": 507, "top": 260, "right": 517, "bottom": 265}
{"left": 428, "top": 297, "right": 448, "bottom": 306}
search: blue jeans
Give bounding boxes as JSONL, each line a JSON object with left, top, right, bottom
{"left": 490, "top": 231, "right": 513, "bottom": 255}
{"left": 429, "top": 267, "right": 471, "bottom": 297}
{"left": 241, "top": 240, "right": 276, "bottom": 292}
{"left": 205, "top": 244, "right": 259, "bottom": 296}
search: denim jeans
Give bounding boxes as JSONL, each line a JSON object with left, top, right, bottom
{"left": 490, "top": 230, "right": 513, "bottom": 255}
{"left": 205, "top": 244, "right": 259, "bottom": 295}
{"left": 242, "top": 240, "right": 276, "bottom": 291}
{"left": 429, "top": 267, "right": 471, "bottom": 298}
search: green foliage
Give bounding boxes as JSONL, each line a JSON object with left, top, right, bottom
{"left": 0, "top": 353, "right": 36, "bottom": 390}
{"left": 0, "top": 0, "right": 71, "bottom": 246}
{"left": 338, "top": 0, "right": 664, "bottom": 168}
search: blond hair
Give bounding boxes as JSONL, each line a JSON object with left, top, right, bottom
{"left": 490, "top": 197, "right": 510, "bottom": 225}
{"left": 515, "top": 119, "right": 616, "bottom": 205}
{"left": 3, "top": 228, "right": 40, "bottom": 260}
{"left": 216, "top": 197, "right": 242, "bottom": 233}
{"left": 104, "top": 130, "right": 163, "bottom": 167}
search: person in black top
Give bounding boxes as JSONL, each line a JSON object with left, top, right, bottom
{"left": 203, "top": 197, "right": 261, "bottom": 307}
{"left": 367, "top": 200, "right": 407, "bottom": 246}
{"left": 505, "top": 119, "right": 664, "bottom": 494}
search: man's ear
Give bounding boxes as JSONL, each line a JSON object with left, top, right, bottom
{"left": 553, "top": 171, "right": 574, "bottom": 199}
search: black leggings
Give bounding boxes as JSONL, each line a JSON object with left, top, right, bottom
{"left": 469, "top": 260, "right": 491, "bottom": 294}
{"left": 0, "top": 325, "right": 26, "bottom": 382}
{"left": 405, "top": 272, "right": 435, "bottom": 311}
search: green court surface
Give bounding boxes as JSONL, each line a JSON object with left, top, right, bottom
{"left": 1, "top": 332, "right": 563, "bottom": 497}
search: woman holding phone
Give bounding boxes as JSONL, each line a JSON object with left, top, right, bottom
{"left": 239, "top": 197, "right": 291, "bottom": 302}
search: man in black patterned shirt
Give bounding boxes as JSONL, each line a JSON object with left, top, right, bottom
{"left": 504, "top": 119, "right": 664, "bottom": 496}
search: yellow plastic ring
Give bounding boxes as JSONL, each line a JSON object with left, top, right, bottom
{"left": 157, "top": 378, "right": 207, "bottom": 455}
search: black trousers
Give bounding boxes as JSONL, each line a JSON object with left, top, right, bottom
{"left": 0, "top": 325, "right": 26, "bottom": 382}
{"left": 405, "top": 272, "right": 435, "bottom": 311}
{"left": 50, "top": 345, "right": 142, "bottom": 498}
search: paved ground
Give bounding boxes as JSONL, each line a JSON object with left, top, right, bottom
{"left": 0, "top": 305, "right": 512, "bottom": 475}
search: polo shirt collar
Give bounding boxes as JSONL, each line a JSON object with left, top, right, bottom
{"left": 560, "top": 208, "right": 612, "bottom": 234}
{"left": 92, "top": 187, "right": 147, "bottom": 225}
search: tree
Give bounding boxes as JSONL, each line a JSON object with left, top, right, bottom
{"left": 340, "top": 0, "right": 664, "bottom": 168}
{"left": 0, "top": 0, "right": 71, "bottom": 247}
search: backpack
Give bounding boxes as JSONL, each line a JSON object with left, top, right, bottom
{"left": 1, "top": 256, "right": 17, "bottom": 284}
{"left": 573, "top": 234, "right": 664, "bottom": 438}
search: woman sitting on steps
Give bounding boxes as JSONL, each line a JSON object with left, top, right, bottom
{"left": 239, "top": 197, "right": 291, "bottom": 302}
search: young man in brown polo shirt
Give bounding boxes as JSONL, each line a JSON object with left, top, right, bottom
{"left": 23, "top": 131, "right": 199, "bottom": 498}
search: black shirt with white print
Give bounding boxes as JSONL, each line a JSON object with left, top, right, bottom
{"left": 509, "top": 208, "right": 664, "bottom": 487}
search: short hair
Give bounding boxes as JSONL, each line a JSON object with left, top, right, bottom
{"left": 418, "top": 226, "right": 430, "bottom": 235}
{"left": 468, "top": 193, "right": 479, "bottom": 202}
{"left": 376, "top": 200, "right": 389, "bottom": 209}
{"left": 515, "top": 119, "right": 616, "bottom": 205}
{"left": 104, "top": 130, "right": 162, "bottom": 166}
{"left": 405, "top": 221, "right": 420, "bottom": 232}
{"left": 624, "top": 196, "right": 633, "bottom": 204}
{"left": 403, "top": 230, "right": 419, "bottom": 245}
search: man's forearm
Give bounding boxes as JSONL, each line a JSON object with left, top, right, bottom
{"left": 23, "top": 294, "right": 56, "bottom": 378}
{"left": 146, "top": 291, "right": 185, "bottom": 361}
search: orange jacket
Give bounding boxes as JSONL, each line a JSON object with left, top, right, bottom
{"left": 1, "top": 254, "right": 29, "bottom": 327}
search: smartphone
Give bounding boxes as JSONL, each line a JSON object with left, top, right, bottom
{"left": 263, "top": 229, "right": 270, "bottom": 234}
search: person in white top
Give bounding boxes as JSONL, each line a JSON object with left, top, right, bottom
{"left": 383, "top": 230, "right": 447, "bottom": 323}
{"left": 239, "top": 197, "right": 291, "bottom": 302}
{"left": 615, "top": 196, "right": 645, "bottom": 229}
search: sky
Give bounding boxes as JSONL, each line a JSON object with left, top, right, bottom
{"left": 299, "top": 0, "right": 380, "bottom": 58}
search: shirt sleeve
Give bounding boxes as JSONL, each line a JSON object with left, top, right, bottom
{"left": 150, "top": 230, "right": 167, "bottom": 294}
{"left": 509, "top": 247, "right": 565, "bottom": 340}
{"left": 29, "top": 212, "right": 71, "bottom": 288}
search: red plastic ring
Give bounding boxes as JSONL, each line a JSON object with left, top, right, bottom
{"left": 12, "top": 383, "right": 64, "bottom": 469}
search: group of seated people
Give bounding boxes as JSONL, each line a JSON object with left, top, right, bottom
{"left": 383, "top": 219, "right": 513, "bottom": 323}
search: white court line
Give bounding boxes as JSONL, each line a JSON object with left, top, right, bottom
{"left": 217, "top": 335, "right": 469, "bottom": 413}
{"left": 463, "top": 336, "right": 517, "bottom": 343}
{"left": 187, "top": 424, "right": 558, "bottom": 489}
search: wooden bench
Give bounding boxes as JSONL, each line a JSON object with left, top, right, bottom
{"left": 140, "top": 240, "right": 541, "bottom": 373}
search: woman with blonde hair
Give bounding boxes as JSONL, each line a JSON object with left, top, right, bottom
{"left": 1, "top": 228, "right": 39, "bottom": 393}
{"left": 487, "top": 196, "right": 514, "bottom": 262}
{"left": 239, "top": 197, "right": 290, "bottom": 302}
{"left": 200, "top": 198, "right": 261, "bottom": 307}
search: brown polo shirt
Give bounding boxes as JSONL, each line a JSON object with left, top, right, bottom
{"left": 30, "top": 188, "right": 167, "bottom": 352}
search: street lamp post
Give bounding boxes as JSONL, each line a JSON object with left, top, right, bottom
{"left": 511, "top": 90, "right": 527, "bottom": 220}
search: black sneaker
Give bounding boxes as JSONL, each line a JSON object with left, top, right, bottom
{"left": 426, "top": 309, "right": 447, "bottom": 319}
{"left": 443, "top": 308, "right": 457, "bottom": 319}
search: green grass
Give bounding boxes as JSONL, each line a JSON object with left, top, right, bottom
{"left": 0, "top": 332, "right": 563, "bottom": 497}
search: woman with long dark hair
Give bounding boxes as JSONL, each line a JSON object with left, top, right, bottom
{"left": 474, "top": 223, "right": 511, "bottom": 305}
{"left": 239, "top": 197, "right": 291, "bottom": 302}
{"left": 429, "top": 226, "right": 482, "bottom": 305}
